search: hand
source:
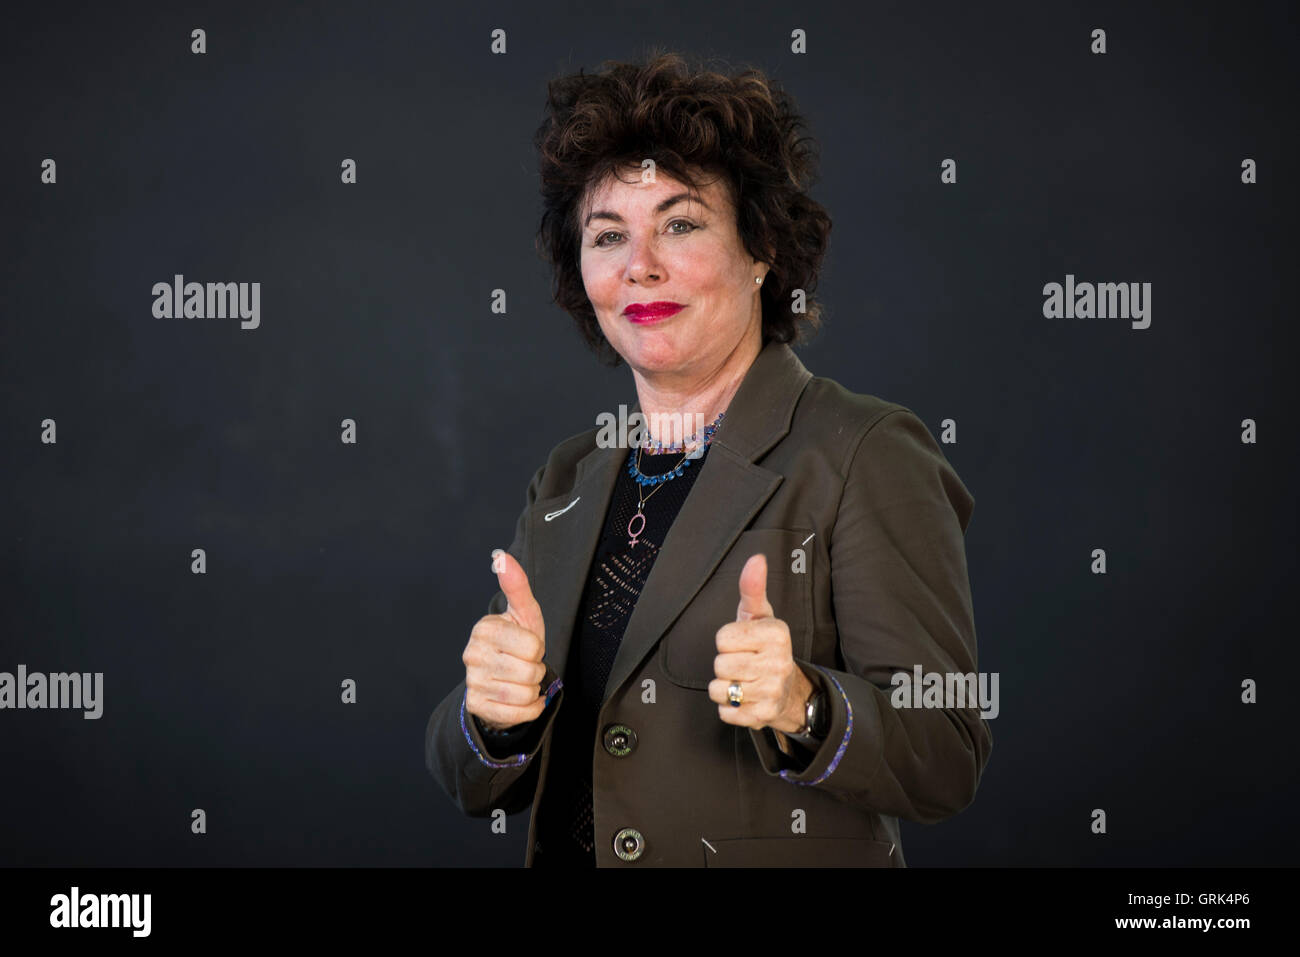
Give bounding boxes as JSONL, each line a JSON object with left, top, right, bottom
{"left": 709, "top": 553, "right": 815, "bottom": 734}
{"left": 462, "top": 549, "right": 548, "bottom": 731}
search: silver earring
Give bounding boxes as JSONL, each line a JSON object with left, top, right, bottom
{"left": 755, "top": 276, "right": 762, "bottom": 285}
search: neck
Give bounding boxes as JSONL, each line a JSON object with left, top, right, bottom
{"left": 631, "top": 328, "right": 763, "bottom": 451}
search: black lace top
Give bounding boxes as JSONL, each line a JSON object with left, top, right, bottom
{"left": 533, "top": 442, "right": 712, "bottom": 866}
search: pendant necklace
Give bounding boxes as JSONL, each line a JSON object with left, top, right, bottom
{"left": 624, "top": 411, "right": 724, "bottom": 548}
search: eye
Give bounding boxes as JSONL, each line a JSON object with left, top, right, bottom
{"left": 593, "top": 220, "right": 698, "bottom": 248}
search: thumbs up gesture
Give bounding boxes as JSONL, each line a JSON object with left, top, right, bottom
{"left": 462, "top": 548, "right": 549, "bottom": 731}
{"left": 710, "top": 553, "right": 816, "bottom": 733}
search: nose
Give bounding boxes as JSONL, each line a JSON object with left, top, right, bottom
{"left": 623, "top": 235, "right": 662, "bottom": 285}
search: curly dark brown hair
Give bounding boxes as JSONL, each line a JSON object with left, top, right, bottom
{"left": 533, "top": 50, "right": 833, "bottom": 367}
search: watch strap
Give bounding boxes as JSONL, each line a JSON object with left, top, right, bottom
{"left": 784, "top": 687, "right": 828, "bottom": 747}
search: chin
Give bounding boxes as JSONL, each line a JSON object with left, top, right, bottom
{"left": 625, "top": 337, "right": 687, "bottom": 372}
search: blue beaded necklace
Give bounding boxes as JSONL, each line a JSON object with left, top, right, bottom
{"left": 624, "top": 411, "right": 725, "bottom": 548}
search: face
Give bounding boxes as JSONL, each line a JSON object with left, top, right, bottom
{"left": 579, "top": 166, "right": 767, "bottom": 383}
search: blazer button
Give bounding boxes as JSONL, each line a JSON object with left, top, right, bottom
{"left": 613, "top": 827, "right": 645, "bottom": 862}
{"left": 602, "top": 723, "right": 637, "bottom": 757}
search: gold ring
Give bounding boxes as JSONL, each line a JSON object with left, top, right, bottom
{"left": 727, "top": 682, "right": 743, "bottom": 707}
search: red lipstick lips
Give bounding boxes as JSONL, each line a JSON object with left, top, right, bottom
{"left": 624, "top": 301, "right": 685, "bottom": 323}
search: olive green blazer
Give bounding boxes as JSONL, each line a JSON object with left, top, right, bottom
{"left": 426, "top": 339, "right": 992, "bottom": 866}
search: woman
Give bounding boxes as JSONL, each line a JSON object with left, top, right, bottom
{"left": 426, "top": 52, "right": 992, "bottom": 867}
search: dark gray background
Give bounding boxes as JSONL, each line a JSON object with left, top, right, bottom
{"left": 2, "top": 0, "right": 1296, "bottom": 866}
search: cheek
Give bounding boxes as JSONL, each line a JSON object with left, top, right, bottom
{"left": 581, "top": 260, "right": 616, "bottom": 306}
{"left": 581, "top": 266, "right": 618, "bottom": 335}
{"left": 678, "top": 252, "right": 729, "bottom": 298}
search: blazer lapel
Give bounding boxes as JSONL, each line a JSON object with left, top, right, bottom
{"left": 529, "top": 442, "right": 624, "bottom": 686}
{"left": 604, "top": 341, "right": 814, "bottom": 701}
{"left": 528, "top": 340, "right": 814, "bottom": 699}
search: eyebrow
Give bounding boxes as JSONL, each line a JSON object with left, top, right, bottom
{"left": 584, "top": 191, "right": 712, "bottom": 229}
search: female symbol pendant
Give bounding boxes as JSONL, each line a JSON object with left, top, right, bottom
{"left": 626, "top": 505, "right": 646, "bottom": 548}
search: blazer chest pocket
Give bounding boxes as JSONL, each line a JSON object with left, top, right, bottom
{"left": 660, "top": 527, "right": 814, "bottom": 689}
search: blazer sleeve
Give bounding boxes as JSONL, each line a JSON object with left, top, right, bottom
{"left": 424, "top": 462, "right": 565, "bottom": 817}
{"left": 748, "top": 408, "right": 993, "bottom": 824}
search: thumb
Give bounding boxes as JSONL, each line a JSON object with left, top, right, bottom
{"left": 736, "top": 553, "right": 774, "bottom": 622}
{"left": 492, "top": 548, "right": 546, "bottom": 646}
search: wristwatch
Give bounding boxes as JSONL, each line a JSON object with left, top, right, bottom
{"left": 785, "top": 685, "right": 829, "bottom": 747}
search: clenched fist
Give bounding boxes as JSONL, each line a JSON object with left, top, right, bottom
{"left": 462, "top": 548, "right": 548, "bottom": 731}
{"left": 709, "top": 553, "right": 815, "bottom": 734}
